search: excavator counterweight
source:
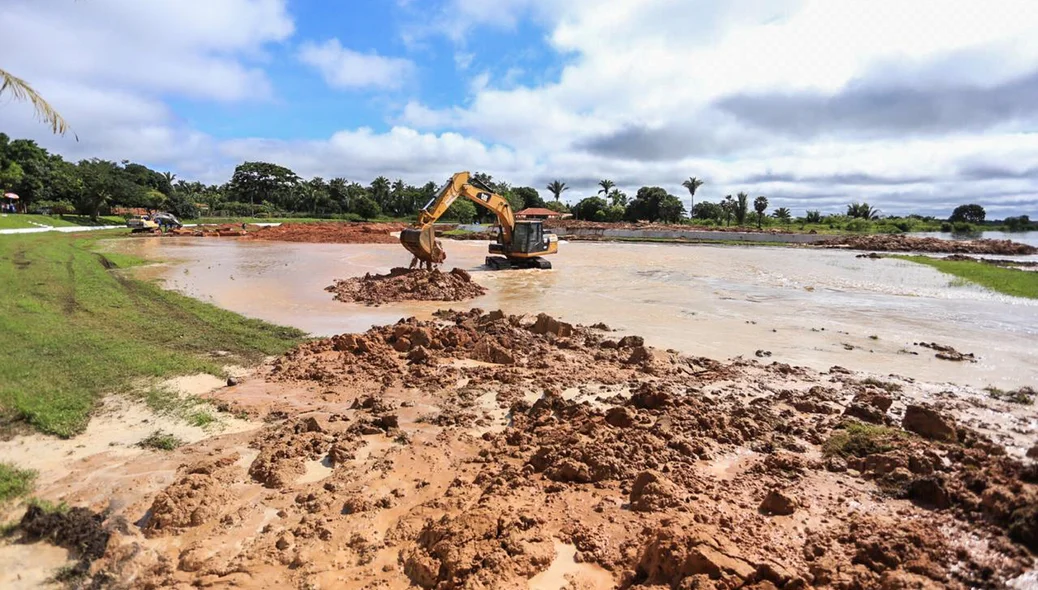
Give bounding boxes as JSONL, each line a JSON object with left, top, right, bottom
{"left": 400, "top": 172, "right": 558, "bottom": 270}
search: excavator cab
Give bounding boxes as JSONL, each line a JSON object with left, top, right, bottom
{"left": 486, "top": 220, "right": 556, "bottom": 269}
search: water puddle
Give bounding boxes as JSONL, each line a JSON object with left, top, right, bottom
{"left": 528, "top": 542, "right": 614, "bottom": 590}
{"left": 110, "top": 238, "right": 1038, "bottom": 388}
{"left": 297, "top": 455, "right": 334, "bottom": 484}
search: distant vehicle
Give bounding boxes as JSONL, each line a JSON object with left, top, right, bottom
{"left": 126, "top": 215, "right": 159, "bottom": 233}
{"left": 126, "top": 212, "right": 182, "bottom": 233}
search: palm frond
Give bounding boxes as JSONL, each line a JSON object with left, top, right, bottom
{"left": 0, "top": 68, "right": 73, "bottom": 137}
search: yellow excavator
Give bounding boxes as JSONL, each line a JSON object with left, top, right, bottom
{"left": 400, "top": 171, "right": 559, "bottom": 270}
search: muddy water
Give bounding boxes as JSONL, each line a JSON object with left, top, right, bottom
{"left": 111, "top": 238, "right": 1038, "bottom": 388}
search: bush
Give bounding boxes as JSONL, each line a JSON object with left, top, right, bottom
{"left": 352, "top": 195, "right": 382, "bottom": 220}
{"left": 951, "top": 221, "right": 975, "bottom": 234}
{"left": 940, "top": 221, "right": 953, "bottom": 232}
{"left": 845, "top": 219, "right": 870, "bottom": 232}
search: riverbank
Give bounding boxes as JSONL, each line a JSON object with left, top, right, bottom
{"left": 0, "top": 232, "right": 304, "bottom": 438}
{"left": 892, "top": 255, "right": 1038, "bottom": 299}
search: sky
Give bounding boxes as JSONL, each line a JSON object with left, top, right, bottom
{"left": 2, "top": 0, "right": 1038, "bottom": 217}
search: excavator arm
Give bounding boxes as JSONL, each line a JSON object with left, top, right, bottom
{"left": 401, "top": 171, "right": 516, "bottom": 265}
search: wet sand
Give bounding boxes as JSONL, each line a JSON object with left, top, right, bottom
{"left": 111, "top": 238, "right": 1038, "bottom": 389}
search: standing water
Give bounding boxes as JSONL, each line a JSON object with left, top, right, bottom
{"left": 110, "top": 238, "right": 1038, "bottom": 389}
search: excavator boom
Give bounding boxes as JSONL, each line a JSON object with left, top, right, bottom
{"left": 400, "top": 171, "right": 557, "bottom": 270}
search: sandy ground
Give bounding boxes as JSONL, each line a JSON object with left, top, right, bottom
{"left": 2, "top": 310, "right": 1035, "bottom": 589}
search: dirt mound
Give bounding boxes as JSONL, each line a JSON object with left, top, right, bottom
{"left": 143, "top": 454, "right": 240, "bottom": 536}
{"left": 822, "top": 234, "right": 1037, "bottom": 255}
{"left": 246, "top": 222, "right": 405, "bottom": 244}
{"left": 35, "top": 309, "right": 1037, "bottom": 589}
{"left": 402, "top": 507, "right": 555, "bottom": 589}
{"left": 325, "top": 267, "right": 486, "bottom": 306}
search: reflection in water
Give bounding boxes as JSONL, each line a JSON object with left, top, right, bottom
{"left": 110, "top": 238, "right": 1038, "bottom": 388}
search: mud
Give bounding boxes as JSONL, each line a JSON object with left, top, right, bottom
{"left": 8, "top": 310, "right": 1037, "bottom": 589}
{"left": 325, "top": 268, "right": 487, "bottom": 306}
{"left": 130, "top": 223, "right": 255, "bottom": 238}
{"left": 821, "top": 234, "right": 1037, "bottom": 255}
{"left": 246, "top": 222, "right": 405, "bottom": 244}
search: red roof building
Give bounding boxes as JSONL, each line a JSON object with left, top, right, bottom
{"left": 516, "top": 207, "right": 565, "bottom": 219}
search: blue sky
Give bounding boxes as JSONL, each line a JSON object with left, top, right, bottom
{"left": 3, "top": 0, "right": 1038, "bottom": 217}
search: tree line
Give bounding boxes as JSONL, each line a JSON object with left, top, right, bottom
{"left": 0, "top": 133, "right": 1032, "bottom": 231}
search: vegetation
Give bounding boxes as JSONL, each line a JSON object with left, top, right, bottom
{"left": 950, "top": 204, "right": 986, "bottom": 224}
{"left": 2, "top": 131, "right": 1033, "bottom": 231}
{"left": 0, "top": 68, "right": 70, "bottom": 135}
{"left": 823, "top": 423, "right": 906, "bottom": 458}
{"left": 0, "top": 232, "right": 305, "bottom": 437}
{"left": 139, "top": 430, "right": 185, "bottom": 451}
{"left": 753, "top": 196, "right": 768, "bottom": 228}
{"left": 984, "top": 386, "right": 1036, "bottom": 405}
{"left": 893, "top": 255, "right": 1038, "bottom": 299}
{"left": 0, "top": 462, "right": 37, "bottom": 503}
{"left": 861, "top": 377, "right": 902, "bottom": 393}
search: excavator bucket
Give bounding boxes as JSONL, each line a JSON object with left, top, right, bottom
{"left": 400, "top": 226, "right": 444, "bottom": 264}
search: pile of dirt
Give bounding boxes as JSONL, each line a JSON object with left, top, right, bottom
{"left": 324, "top": 267, "right": 486, "bottom": 306}
{"left": 31, "top": 309, "right": 1037, "bottom": 589}
{"left": 245, "top": 222, "right": 404, "bottom": 244}
{"left": 129, "top": 223, "right": 254, "bottom": 238}
{"left": 822, "top": 234, "right": 1037, "bottom": 255}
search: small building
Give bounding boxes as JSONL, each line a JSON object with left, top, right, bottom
{"left": 516, "top": 207, "right": 566, "bottom": 220}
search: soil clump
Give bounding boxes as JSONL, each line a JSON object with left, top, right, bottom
{"left": 325, "top": 267, "right": 487, "bottom": 305}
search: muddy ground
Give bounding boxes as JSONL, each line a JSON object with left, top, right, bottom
{"left": 3, "top": 310, "right": 1035, "bottom": 589}
{"left": 820, "top": 235, "right": 1037, "bottom": 256}
{"left": 326, "top": 268, "right": 487, "bottom": 306}
{"left": 246, "top": 222, "right": 406, "bottom": 244}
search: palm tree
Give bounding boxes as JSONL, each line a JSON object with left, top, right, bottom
{"left": 546, "top": 180, "right": 568, "bottom": 202}
{"left": 598, "top": 179, "right": 615, "bottom": 196}
{"left": 682, "top": 177, "right": 704, "bottom": 215}
{"left": 847, "top": 202, "right": 881, "bottom": 220}
{"left": 753, "top": 196, "right": 768, "bottom": 229}
{"left": 721, "top": 195, "right": 735, "bottom": 227}
{"left": 1, "top": 68, "right": 71, "bottom": 136}
{"left": 735, "top": 192, "right": 749, "bottom": 226}
{"left": 773, "top": 207, "right": 792, "bottom": 223}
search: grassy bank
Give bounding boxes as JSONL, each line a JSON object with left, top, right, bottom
{"left": 0, "top": 232, "right": 305, "bottom": 437}
{"left": 893, "top": 255, "right": 1038, "bottom": 299}
{"left": 0, "top": 214, "right": 126, "bottom": 230}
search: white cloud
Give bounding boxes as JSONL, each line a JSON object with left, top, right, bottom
{"left": 298, "top": 39, "right": 415, "bottom": 90}
{"left": 4, "top": 0, "right": 1038, "bottom": 217}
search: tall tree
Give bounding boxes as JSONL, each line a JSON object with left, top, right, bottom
{"left": 773, "top": 207, "right": 792, "bottom": 222}
{"left": 735, "top": 192, "right": 749, "bottom": 225}
{"left": 949, "top": 204, "right": 985, "bottom": 224}
{"left": 0, "top": 68, "right": 71, "bottom": 135}
{"left": 545, "top": 180, "right": 568, "bottom": 202}
{"left": 753, "top": 196, "right": 768, "bottom": 229}
{"left": 598, "top": 179, "right": 615, "bottom": 197}
{"left": 227, "top": 161, "right": 300, "bottom": 212}
{"left": 370, "top": 176, "right": 391, "bottom": 209}
{"left": 721, "top": 195, "right": 735, "bottom": 226}
{"left": 847, "top": 202, "right": 881, "bottom": 220}
{"left": 681, "top": 177, "right": 704, "bottom": 216}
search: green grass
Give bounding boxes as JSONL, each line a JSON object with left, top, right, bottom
{"left": 138, "top": 430, "right": 184, "bottom": 451}
{"left": 823, "top": 423, "right": 907, "bottom": 458}
{"left": 0, "top": 462, "right": 37, "bottom": 503}
{"left": 0, "top": 214, "right": 126, "bottom": 230}
{"left": 893, "top": 255, "right": 1038, "bottom": 299}
{"left": 0, "top": 232, "right": 305, "bottom": 437}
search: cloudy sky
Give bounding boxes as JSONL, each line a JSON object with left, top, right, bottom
{"left": 2, "top": 0, "right": 1037, "bottom": 217}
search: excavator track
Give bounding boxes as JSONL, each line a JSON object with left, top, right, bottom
{"left": 485, "top": 256, "right": 552, "bottom": 270}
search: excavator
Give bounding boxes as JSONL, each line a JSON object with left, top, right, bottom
{"left": 400, "top": 171, "right": 559, "bottom": 270}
